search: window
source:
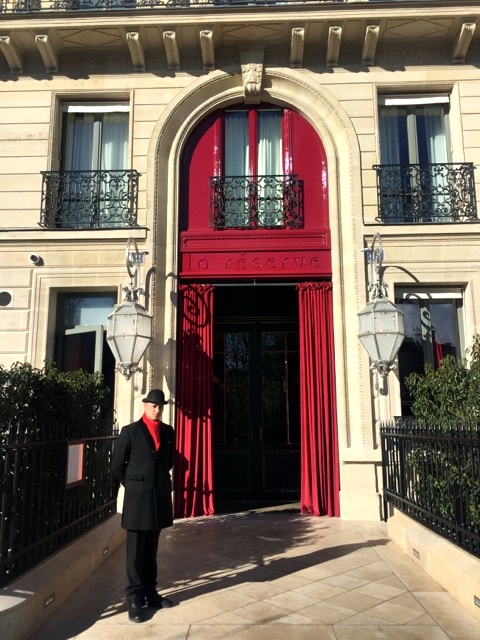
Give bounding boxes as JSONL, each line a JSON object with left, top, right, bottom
{"left": 55, "top": 293, "right": 117, "bottom": 405}
{"left": 379, "top": 95, "right": 449, "bottom": 166}
{"left": 211, "top": 106, "right": 303, "bottom": 229}
{"left": 376, "top": 95, "right": 465, "bottom": 224}
{"left": 395, "top": 289, "right": 463, "bottom": 415}
{"left": 55, "top": 103, "right": 130, "bottom": 228}
{"left": 62, "top": 104, "right": 128, "bottom": 173}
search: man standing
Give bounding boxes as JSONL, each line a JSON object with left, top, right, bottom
{"left": 112, "top": 389, "right": 175, "bottom": 623}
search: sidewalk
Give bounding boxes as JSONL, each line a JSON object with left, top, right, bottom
{"left": 28, "top": 506, "right": 480, "bottom": 639}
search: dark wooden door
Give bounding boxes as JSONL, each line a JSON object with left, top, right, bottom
{"left": 213, "top": 318, "right": 300, "bottom": 506}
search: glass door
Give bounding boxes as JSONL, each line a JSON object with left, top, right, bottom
{"left": 213, "top": 320, "right": 300, "bottom": 505}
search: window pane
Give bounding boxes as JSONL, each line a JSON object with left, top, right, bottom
{"left": 224, "top": 332, "right": 250, "bottom": 444}
{"left": 225, "top": 111, "right": 249, "bottom": 175}
{"left": 415, "top": 105, "right": 448, "bottom": 164}
{"left": 55, "top": 293, "right": 116, "bottom": 403}
{"left": 99, "top": 112, "right": 129, "bottom": 170}
{"left": 396, "top": 295, "right": 462, "bottom": 415}
{"left": 430, "top": 302, "right": 460, "bottom": 363}
{"left": 64, "top": 113, "right": 96, "bottom": 170}
{"left": 61, "top": 294, "right": 116, "bottom": 328}
{"left": 379, "top": 106, "right": 408, "bottom": 164}
{"left": 258, "top": 110, "right": 282, "bottom": 175}
{"left": 61, "top": 110, "right": 129, "bottom": 228}
{"left": 63, "top": 112, "right": 128, "bottom": 171}
{"left": 62, "top": 331, "right": 97, "bottom": 373}
{"left": 261, "top": 331, "right": 300, "bottom": 445}
{"left": 379, "top": 103, "right": 448, "bottom": 165}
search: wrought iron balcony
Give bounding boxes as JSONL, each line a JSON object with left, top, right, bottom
{"left": 210, "top": 174, "right": 304, "bottom": 230}
{"left": 0, "top": 0, "right": 372, "bottom": 12}
{"left": 40, "top": 170, "right": 140, "bottom": 229}
{"left": 373, "top": 163, "right": 477, "bottom": 224}
{"left": 1, "top": 0, "right": 399, "bottom": 12}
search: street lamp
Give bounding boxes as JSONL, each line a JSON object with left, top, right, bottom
{"left": 357, "top": 234, "right": 404, "bottom": 377}
{"left": 106, "top": 238, "right": 153, "bottom": 380}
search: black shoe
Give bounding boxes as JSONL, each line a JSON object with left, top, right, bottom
{"left": 146, "top": 592, "right": 175, "bottom": 608}
{"left": 128, "top": 601, "right": 145, "bottom": 623}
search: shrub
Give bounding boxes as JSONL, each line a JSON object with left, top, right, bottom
{"left": 403, "top": 335, "right": 480, "bottom": 530}
{"left": 0, "top": 360, "right": 112, "bottom": 440}
{"left": 405, "top": 334, "right": 480, "bottom": 424}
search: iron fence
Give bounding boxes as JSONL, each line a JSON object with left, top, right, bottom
{"left": 381, "top": 418, "right": 480, "bottom": 558}
{"left": 40, "top": 170, "right": 139, "bottom": 230}
{"left": 0, "top": 420, "right": 118, "bottom": 587}
{"left": 373, "top": 163, "right": 477, "bottom": 224}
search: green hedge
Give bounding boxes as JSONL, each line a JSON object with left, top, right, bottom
{"left": 405, "top": 334, "right": 480, "bottom": 424}
{"left": 0, "top": 361, "right": 112, "bottom": 439}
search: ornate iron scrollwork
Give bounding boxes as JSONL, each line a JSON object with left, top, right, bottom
{"left": 40, "top": 169, "right": 139, "bottom": 229}
{"left": 374, "top": 163, "right": 477, "bottom": 224}
{"left": 210, "top": 174, "right": 304, "bottom": 230}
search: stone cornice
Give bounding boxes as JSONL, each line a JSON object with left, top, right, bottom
{"left": 0, "top": 3, "right": 479, "bottom": 75}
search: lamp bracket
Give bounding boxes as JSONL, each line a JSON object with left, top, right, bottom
{"left": 371, "top": 360, "right": 397, "bottom": 378}
{"left": 124, "top": 237, "right": 147, "bottom": 303}
{"left": 366, "top": 233, "right": 388, "bottom": 300}
{"left": 116, "top": 363, "right": 142, "bottom": 381}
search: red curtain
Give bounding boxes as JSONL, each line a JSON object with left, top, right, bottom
{"left": 174, "top": 284, "right": 215, "bottom": 518}
{"left": 297, "top": 282, "right": 340, "bottom": 517}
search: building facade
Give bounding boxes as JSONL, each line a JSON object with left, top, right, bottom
{"left": 1, "top": 0, "right": 480, "bottom": 520}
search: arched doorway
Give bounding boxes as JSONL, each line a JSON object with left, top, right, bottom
{"left": 173, "top": 102, "right": 340, "bottom": 518}
{"left": 213, "top": 284, "right": 300, "bottom": 509}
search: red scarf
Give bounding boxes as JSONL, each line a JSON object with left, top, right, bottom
{"left": 142, "top": 413, "right": 161, "bottom": 450}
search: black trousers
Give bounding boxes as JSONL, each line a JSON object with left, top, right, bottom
{"left": 126, "top": 529, "right": 161, "bottom": 602}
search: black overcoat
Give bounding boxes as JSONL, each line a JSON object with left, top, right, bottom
{"left": 112, "top": 418, "right": 174, "bottom": 531}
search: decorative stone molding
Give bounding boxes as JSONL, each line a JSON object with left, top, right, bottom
{"left": 327, "top": 26, "right": 342, "bottom": 68}
{"left": 453, "top": 22, "right": 476, "bottom": 63}
{"left": 239, "top": 48, "right": 264, "bottom": 104}
{"left": 200, "top": 30, "right": 215, "bottom": 72}
{"left": 163, "top": 31, "right": 180, "bottom": 71}
{"left": 0, "top": 35, "right": 23, "bottom": 74}
{"left": 290, "top": 27, "right": 305, "bottom": 69}
{"left": 35, "top": 34, "right": 58, "bottom": 74}
{"left": 126, "top": 32, "right": 145, "bottom": 72}
{"left": 362, "top": 25, "right": 379, "bottom": 66}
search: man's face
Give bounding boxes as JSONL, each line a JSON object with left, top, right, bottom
{"left": 144, "top": 402, "right": 163, "bottom": 423}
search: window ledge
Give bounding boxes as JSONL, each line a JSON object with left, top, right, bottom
{"left": 0, "top": 227, "right": 148, "bottom": 241}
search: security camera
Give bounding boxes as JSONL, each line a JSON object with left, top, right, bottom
{"left": 29, "top": 254, "right": 42, "bottom": 265}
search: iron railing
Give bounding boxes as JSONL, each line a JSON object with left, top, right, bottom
{"left": 381, "top": 418, "right": 480, "bottom": 558}
{"left": 373, "top": 163, "right": 477, "bottom": 224}
{"left": 40, "top": 169, "right": 139, "bottom": 229}
{"left": 0, "top": 0, "right": 377, "bottom": 13}
{"left": 210, "top": 174, "right": 304, "bottom": 229}
{"left": 0, "top": 419, "right": 118, "bottom": 587}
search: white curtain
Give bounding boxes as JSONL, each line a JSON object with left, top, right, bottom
{"left": 63, "top": 111, "right": 128, "bottom": 227}
{"left": 423, "top": 106, "right": 449, "bottom": 220}
{"left": 100, "top": 113, "right": 129, "bottom": 170}
{"left": 379, "top": 107, "right": 401, "bottom": 164}
{"left": 225, "top": 111, "right": 249, "bottom": 175}
{"left": 258, "top": 111, "right": 282, "bottom": 224}
{"left": 225, "top": 112, "right": 249, "bottom": 225}
{"left": 258, "top": 111, "right": 282, "bottom": 175}
{"left": 379, "top": 104, "right": 449, "bottom": 221}
{"left": 423, "top": 105, "right": 447, "bottom": 164}
{"left": 64, "top": 112, "right": 128, "bottom": 171}
{"left": 64, "top": 113, "right": 95, "bottom": 170}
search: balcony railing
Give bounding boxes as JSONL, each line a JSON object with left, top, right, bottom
{"left": 0, "top": 0, "right": 376, "bottom": 12}
{"left": 210, "top": 174, "right": 304, "bottom": 229}
{"left": 40, "top": 169, "right": 139, "bottom": 229}
{"left": 374, "top": 163, "right": 477, "bottom": 224}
